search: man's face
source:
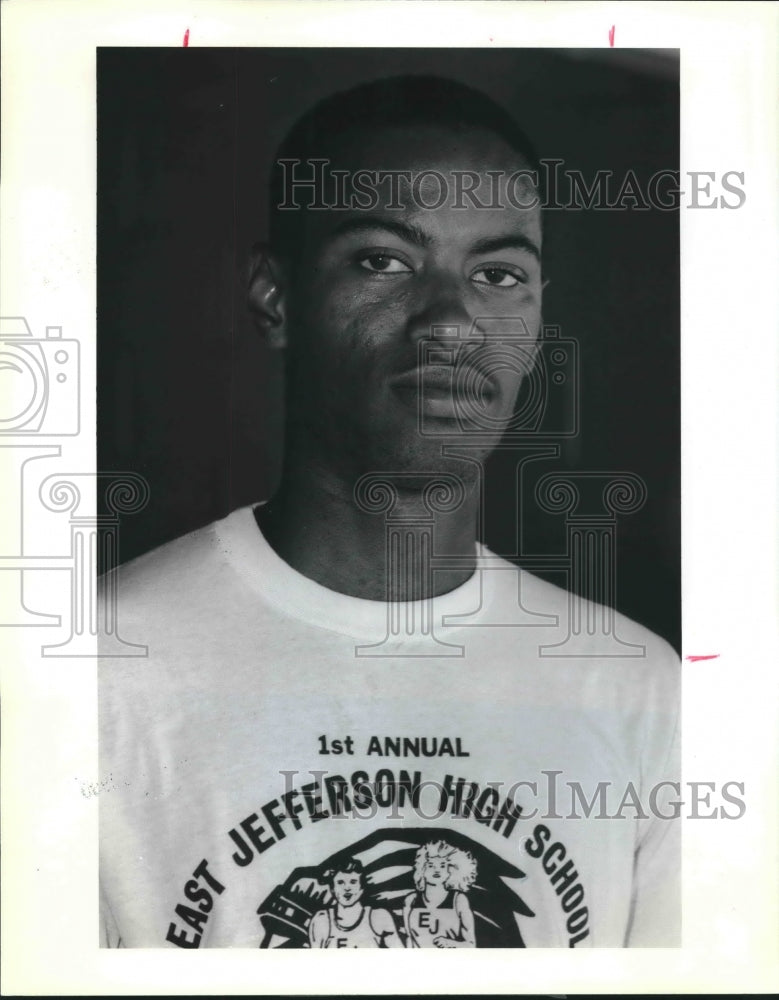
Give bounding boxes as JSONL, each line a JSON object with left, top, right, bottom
{"left": 282, "top": 124, "right": 543, "bottom": 479}
{"left": 332, "top": 871, "right": 363, "bottom": 905}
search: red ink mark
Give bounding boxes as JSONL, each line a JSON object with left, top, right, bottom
{"left": 685, "top": 654, "right": 720, "bottom": 662}
{"left": 608, "top": 25, "right": 615, "bottom": 47}
{"left": 183, "top": 28, "right": 190, "bottom": 47}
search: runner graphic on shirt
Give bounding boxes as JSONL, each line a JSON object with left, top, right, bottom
{"left": 257, "top": 828, "right": 534, "bottom": 947}
{"left": 308, "top": 858, "right": 403, "bottom": 948}
{"left": 403, "top": 840, "right": 477, "bottom": 948}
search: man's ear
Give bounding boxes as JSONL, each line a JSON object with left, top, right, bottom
{"left": 247, "top": 243, "right": 288, "bottom": 349}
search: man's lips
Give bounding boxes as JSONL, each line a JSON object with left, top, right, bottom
{"left": 390, "top": 365, "right": 497, "bottom": 401}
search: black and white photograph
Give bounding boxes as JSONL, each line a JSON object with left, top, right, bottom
{"left": 1, "top": 1, "right": 777, "bottom": 995}
{"left": 97, "top": 47, "right": 681, "bottom": 950}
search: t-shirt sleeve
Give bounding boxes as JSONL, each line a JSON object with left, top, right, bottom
{"left": 625, "top": 647, "right": 681, "bottom": 947}
{"left": 100, "top": 880, "right": 124, "bottom": 948}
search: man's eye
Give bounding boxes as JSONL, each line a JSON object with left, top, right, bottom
{"left": 358, "top": 253, "right": 412, "bottom": 274}
{"left": 472, "top": 267, "right": 523, "bottom": 288}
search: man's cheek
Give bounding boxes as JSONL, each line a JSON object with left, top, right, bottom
{"left": 494, "top": 368, "right": 529, "bottom": 413}
{"left": 338, "top": 303, "right": 399, "bottom": 352}
{"left": 352, "top": 282, "right": 413, "bottom": 328}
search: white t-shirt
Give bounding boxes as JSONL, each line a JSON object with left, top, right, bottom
{"left": 99, "top": 504, "right": 680, "bottom": 949}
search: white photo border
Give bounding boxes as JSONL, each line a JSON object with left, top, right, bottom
{"left": 1, "top": 0, "right": 778, "bottom": 994}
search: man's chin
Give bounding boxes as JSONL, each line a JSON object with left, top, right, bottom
{"left": 349, "top": 441, "right": 491, "bottom": 494}
{"left": 301, "top": 416, "right": 503, "bottom": 485}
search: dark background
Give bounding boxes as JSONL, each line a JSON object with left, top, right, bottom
{"left": 97, "top": 48, "right": 680, "bottom": 653}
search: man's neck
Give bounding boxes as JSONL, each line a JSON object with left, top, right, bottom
{"left": 256, "top": 461, "right": 480, "bottom": 602}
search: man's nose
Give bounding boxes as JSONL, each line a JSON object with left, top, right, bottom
{"left": 405, "top": 273, "right": 483, "bottom": 348}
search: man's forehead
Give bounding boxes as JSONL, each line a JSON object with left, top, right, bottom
{"left": 326, "top": 122, "right": 535, "bottom": 175}
{"left": 289, "top": 126, "right": 541, "bottom": 248}
{"left": 308, "top": 184, "right": 543, "bottom": 257}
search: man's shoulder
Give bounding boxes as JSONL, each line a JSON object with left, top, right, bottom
{"left": 100, "top": 518, "right": 224, "bottom": 610}
{"left": 97, "top": 511, "right": 256, "bottom": 693}
{"left": 99, "top": 505, "right": 261, "bottom": 619}
{"left": 482, "top": 545, "right": 680, "bottom": 675}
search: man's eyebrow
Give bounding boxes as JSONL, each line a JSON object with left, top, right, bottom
{"left": 324, "top": 217, "right": 541, "bottom": 261}
{"left": 326, "top": 216, "right": 432, "bottom": 248}
{"left": 469, "top": 233, "right": 542, "bottom": 261}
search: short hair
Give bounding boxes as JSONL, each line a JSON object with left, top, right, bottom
{"left": 268, "top": 74, "right": 541, "bottom": 265}
{"left": 412, "top": 840, "right": 478, "bottom": 893}
{"left": 322, "top": 857, "right": 365, "bottom": 889}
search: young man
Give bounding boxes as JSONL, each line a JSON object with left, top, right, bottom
{"left": 99, "top": 75, "right": 680, "bottom": 949}
{"left": 308, "top": 859, "right": 402, "bottom": 948}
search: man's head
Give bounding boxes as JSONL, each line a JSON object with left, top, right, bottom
{"left": 323, "top": 858, "right": 365, "bottom": 906}
{"left": 249, "top": 75, "right": 544, "bottom": 482}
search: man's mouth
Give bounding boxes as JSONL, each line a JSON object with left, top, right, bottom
{"left": 390, "top": 365, "right": 497, "bottom": 417}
